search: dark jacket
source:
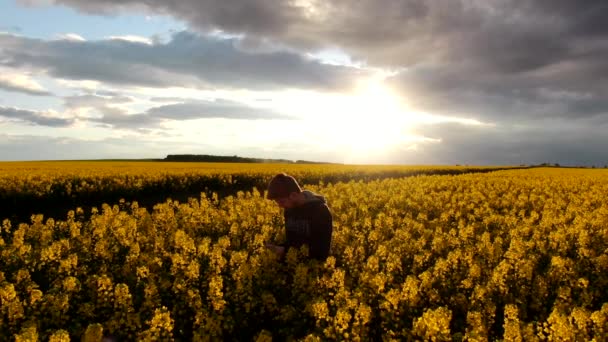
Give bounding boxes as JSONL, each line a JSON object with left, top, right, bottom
{"left": 281, "top": 190, "right": 333, "bottom": 261}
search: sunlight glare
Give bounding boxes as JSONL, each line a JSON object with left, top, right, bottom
{"left": 327, "top": 75, "right": 416, "bottom": 160}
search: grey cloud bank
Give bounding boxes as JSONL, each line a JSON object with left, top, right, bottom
{"left": 403, "top": 122, "right": 608, "bottom": 166}
{"left": 32, "top": 1, "right": 608, "bottom": 66}
{"left": 0, "top": 106, "right": 73, "bottom": 127}
{"left": 91, "top": 99, "right": 291, "bottom": 130}
{"left": 0, "top": 31, "right": 365, "bottom": 91}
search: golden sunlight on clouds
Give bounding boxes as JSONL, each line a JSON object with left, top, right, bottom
{"left": 267, "top": 72, "right": 493, "bottom": 162}
{"left": 55, "top": 79, "right": 102, "bottom": 91}
{"left": 0, "top": 70, "right": 50, "bottom": 94}
{"left": 145, "top": 72, "right": 492, "bottom": 163}
{"left": 275, "top": 74, "right": 431, "bottom": 156}
{"left": 326, "top": 76, "right": 417, "bottom": 151}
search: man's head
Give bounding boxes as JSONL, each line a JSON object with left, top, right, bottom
{"left": 267, "top": 173, "right": 302, "bottom": 208}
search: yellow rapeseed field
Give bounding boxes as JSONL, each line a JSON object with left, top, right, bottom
{"left": 0, "top": 161, "right": 503, "bottom": 198}
{"left": 0, "top": 166, "right": 606, "bottom": 340}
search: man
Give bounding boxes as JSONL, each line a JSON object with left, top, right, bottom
{"left": 265, "top": 173, "right": 333, "bottom": 261}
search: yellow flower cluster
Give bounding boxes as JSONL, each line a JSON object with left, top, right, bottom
{"left": 0, "top": 167, "right": 606, "bottom": 340}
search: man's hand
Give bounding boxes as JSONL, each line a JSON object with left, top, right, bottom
{"left": 265, "top": 243, "right": 285, "bottom": 257}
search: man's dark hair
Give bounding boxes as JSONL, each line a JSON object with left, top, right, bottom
{"left": 267, "top": 173, "right": 302, "bottom": 200}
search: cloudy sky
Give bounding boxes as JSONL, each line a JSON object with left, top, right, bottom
{"left": 1, "top": 0, "right": 607, "bottom": 165}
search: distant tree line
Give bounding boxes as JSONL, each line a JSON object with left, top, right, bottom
{"left": 163, "top": 154, "right": 334, "bottom": 164}
{"left": 531, "top": 162, "right": 608, "bottom": 169}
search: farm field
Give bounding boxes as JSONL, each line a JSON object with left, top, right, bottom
{"left": 0, "top": 166, "right": 607, "bottom": 341}
{"left": 0, "top": 162, "right": 512, "bottom": 224}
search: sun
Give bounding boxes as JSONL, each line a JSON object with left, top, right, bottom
{"left": 260, "top": 73, "right": 423, "bottom": 163}
{"left": 327, "top": 75, "right": 415, "bottom": 161}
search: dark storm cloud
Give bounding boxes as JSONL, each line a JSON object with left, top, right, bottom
{"left": 0, "top": 31, "right": 365, "bottom": 91}
{"left": 0, "top": 106, "right": 73, "bottom": 127}
{"left": 387, "top": 59, "right": 608, "bottom": 123}
{"left": 23, "top": 0, "right": 608, "bottom": 65}
{"left": 386, "top": 66, "right": 598, "bottom": 123}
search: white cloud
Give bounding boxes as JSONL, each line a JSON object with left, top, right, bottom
{"left": 107, "top": 35, "right": 153, "bottom": 45}
{"left": 55, "top": 79, "right": 102, "bottom": 91}
{"left": 0, "top": 70, "right": 52, "bottom": 96}
{"left": 55, "top": 33, "right": 86, "bottom": 41}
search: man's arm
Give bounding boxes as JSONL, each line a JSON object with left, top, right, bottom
{"left": 276, "top": 212, "right": 291, "bottom": 260}
{"left": 308, "top": 205, "right": 333, "bottom": 260}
